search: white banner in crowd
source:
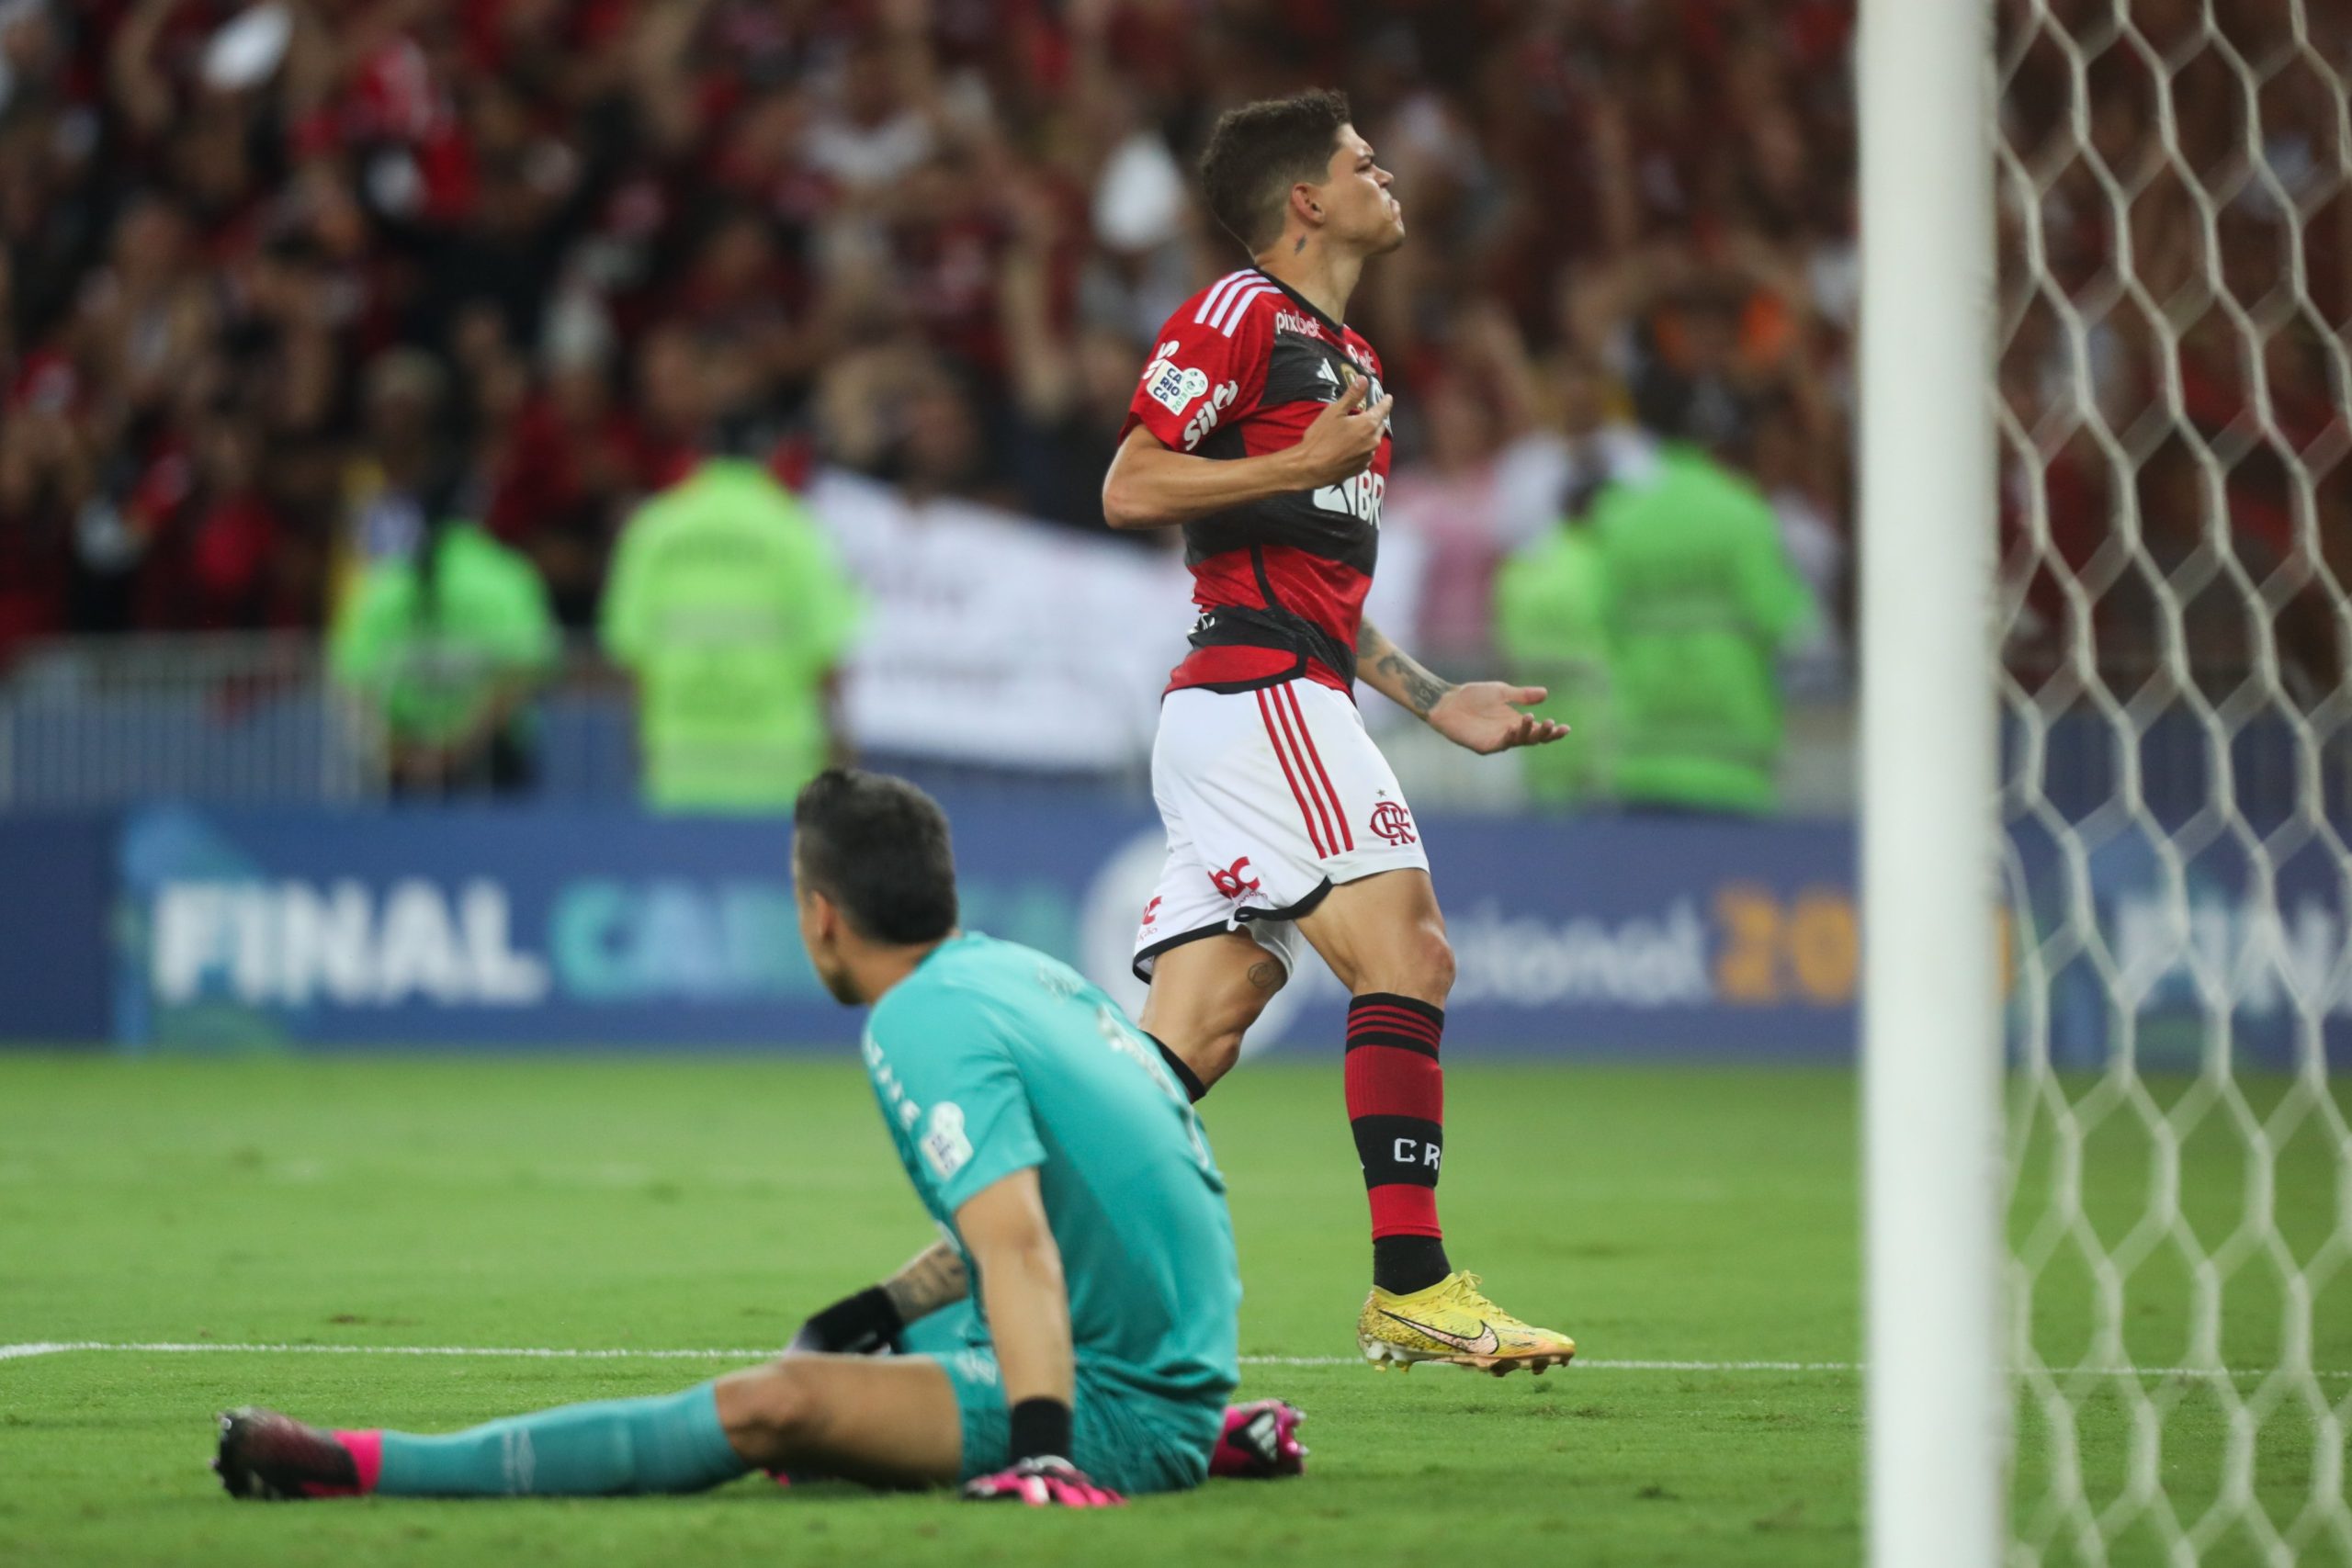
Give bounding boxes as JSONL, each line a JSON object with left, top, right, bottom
{"left": 804, "top": 468, "right": 1430, "bottom": 772}
{"left": 805, "top": 470, "right": 1195, "bottom": 772}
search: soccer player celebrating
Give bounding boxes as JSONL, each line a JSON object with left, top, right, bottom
{"left": 215, "top": 772, "right": 1302, "bottom": 1506}
{"left": 1102, "top": 91, "right": 1577, "bottom": 1374}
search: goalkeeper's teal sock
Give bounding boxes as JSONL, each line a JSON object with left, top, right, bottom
{"left": 366, "top": 1382, "right": 748, "bottom": 1496}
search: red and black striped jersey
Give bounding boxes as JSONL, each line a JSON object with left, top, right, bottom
{"left": 1121, "top": 267, "right": 1390, "bottom": 698}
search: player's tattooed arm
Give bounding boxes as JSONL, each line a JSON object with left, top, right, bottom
{"left": 1358, "top": 618, "right": 1455, "bottom": 718}
{"left": 792, "top": 1237, "right": 969, "bottom": 1353}
{"left": 1360, "top": 617, "right": 1572, "bottom": 755}
{"left": 881, "top": 1238, "right": 970, "bottom": 1325}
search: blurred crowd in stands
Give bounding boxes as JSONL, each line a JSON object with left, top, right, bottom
{"left": 0, "top": 0, "right": 2342, "bottom": 706}
{"left": 0, "top": 0, "right": 1859, "bottom": 671}
{"left": 1996, "top": 0, "right": 2351, "bottom": 699}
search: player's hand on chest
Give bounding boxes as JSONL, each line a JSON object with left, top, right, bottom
{"left": 1268, "top": 335, "right": 1390, "bottom": 433}
{"left": 1279, "top": 344, "right": 1393, "bottom": 528}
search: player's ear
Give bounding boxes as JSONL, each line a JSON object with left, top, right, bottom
{"left": 809, "top": 887, "right": 844, "bottom": 944}
{"left": 790, "top": 870, "right": 837, "bottom": 943}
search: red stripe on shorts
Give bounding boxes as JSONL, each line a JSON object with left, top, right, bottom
{"left": 1256, "top": 689, "right": 1329, "bottom": 858}
{"left": 1282, "top": 682, "right": 1354, "bottom": 851}
{"left": 1263, "top": 686, "right": 1341, "bottom": 860}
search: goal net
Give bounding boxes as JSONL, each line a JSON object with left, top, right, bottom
{"left": 1995, "top": 0, "right": 2352, "bottom": 1560}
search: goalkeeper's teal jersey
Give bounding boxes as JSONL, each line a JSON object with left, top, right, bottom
{"left": 860, "top": 932, "right": 1239, "bottom": 1408}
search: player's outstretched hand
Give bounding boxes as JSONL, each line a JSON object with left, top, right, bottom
{"left": 1289, "top": 373, "right": 1393, "bottom": 488}
{"left": 961, "top": 1456, "right": 1125, "bottom": 1507}
{"left": 1429, "top": 682, "right": 1571, "bottom": 755}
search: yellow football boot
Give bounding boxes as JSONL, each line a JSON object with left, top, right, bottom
{"left": 1357, "top": 1271, "right": 1577, "bottom": 1376}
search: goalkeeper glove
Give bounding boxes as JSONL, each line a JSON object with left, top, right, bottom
{"left": 961, "top": 1456, "right": 1124, "bottom": 1508}
{"left": 786, "top": 1285, "right": 903, "bottom": 1356}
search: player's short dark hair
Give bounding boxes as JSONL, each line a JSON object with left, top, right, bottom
{"left": 792, "top": 769, "right": 959, "bottom": 944}
{"left": 1200, "top": 89, "right": 1352, "bottom": 253}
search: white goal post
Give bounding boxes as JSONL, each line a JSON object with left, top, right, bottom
{"left": 1860, "top": 0, "right": 2006, "bottom": 1563}
{"left": 1867, "top": 0, "right": 2352, "bottom": 1562}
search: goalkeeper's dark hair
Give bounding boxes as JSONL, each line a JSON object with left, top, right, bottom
{"left": 792, "top": 769, "right": 959, "bottom": 944}
{"left": 1200, "top": 89, "right": 1352, "bottom": 254}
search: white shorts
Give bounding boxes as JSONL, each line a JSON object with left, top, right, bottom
{"left": 1132, "top": 678, "right": 1430, "bottom": 982}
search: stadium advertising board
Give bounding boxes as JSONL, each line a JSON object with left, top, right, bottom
{"left": 6, "top": 797, "right": 2339, "bottom": 1062}
{"left": 2007, "top": 817, "right": 2352, "bottom": 1073}
{"left": 107, "top": 802, "right": 1863, "bottom": 1056}
{"left": 0, "top": 813, "right": 116, "bottom": 1043}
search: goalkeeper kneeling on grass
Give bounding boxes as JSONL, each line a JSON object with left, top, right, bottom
{"left": 215, "top": 770, "right": 1304, "bottom": 1508}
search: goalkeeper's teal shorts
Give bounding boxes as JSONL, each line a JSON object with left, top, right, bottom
{"left": 921, "top": 1343, "right": 1224, "bottom": 1495}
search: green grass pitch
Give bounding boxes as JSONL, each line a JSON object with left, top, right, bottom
{"left": 0, "top": 1055, "right": 2343, "bottom": 1566}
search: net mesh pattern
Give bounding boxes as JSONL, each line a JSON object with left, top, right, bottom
{"left": 1996, "top": 0, "right": 2352, "bottom": 1560}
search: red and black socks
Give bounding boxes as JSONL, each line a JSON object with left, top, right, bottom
{"left": 1345, "top": 992, "right": 1453, "bottom": 1295}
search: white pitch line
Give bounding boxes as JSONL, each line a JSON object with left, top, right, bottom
{"left": 3, "top": 1342, "right": 2347, "bottom": 1381}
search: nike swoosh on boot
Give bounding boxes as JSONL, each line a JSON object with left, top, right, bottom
{"left": 1379, "top": 1312, "right": 1501, "bottom": 1356}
